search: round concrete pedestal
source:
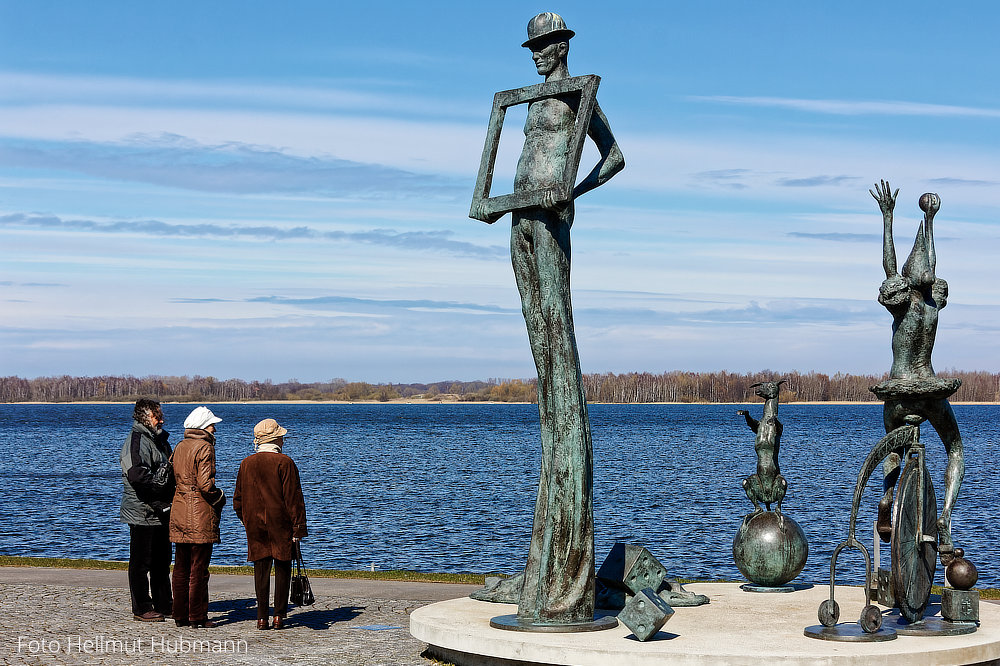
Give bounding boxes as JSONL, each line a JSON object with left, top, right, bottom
{"left": 410, "top": 583, "right": 1000, "bottom": 665}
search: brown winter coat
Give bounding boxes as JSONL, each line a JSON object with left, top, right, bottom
{"left": 233, "top": 451, "right": 307, "bottom": 562}
{"left": 169, "top": 429, "right": 225, "bottom": 544}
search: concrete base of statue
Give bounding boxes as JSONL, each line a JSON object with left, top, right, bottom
{"left": 410, "top": 583, "right": 1000, "bottom": 665}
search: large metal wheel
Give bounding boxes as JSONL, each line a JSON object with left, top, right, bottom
{"left": 891, "top": 457, "right": 937, "bottom": 623}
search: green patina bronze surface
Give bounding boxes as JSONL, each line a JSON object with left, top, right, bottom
{"left": 737, "top": 381, "right": 788, "bottom": 515}
{"left": 733, "top": 381, "right": 808, "bottom": 588}
{"left": 869, "top": 181, "right": 964, "bottom": 560}
{"left": 469, "top": 12, "right": 624, "bottom": 626}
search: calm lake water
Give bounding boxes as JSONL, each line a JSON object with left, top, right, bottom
{"left": 0, "top": 403, "right": 997, "bottom": 587}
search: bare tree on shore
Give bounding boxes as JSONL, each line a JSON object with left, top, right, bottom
{"left": 1, "top": 370, "right": 997, "bottom": 404}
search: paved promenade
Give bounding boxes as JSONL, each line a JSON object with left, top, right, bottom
{"left": 0, "top": 567, "right": 480, "bottom": 665}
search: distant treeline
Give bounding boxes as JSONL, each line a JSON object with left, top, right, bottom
{"left": 2, "top": 370, "right": 998, "bottom": 404}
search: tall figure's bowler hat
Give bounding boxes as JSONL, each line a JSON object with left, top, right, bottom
{"left": 522, "top": 12, "right": 575, "bottom": 48}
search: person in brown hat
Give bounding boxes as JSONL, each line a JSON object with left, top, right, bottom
{"left": 233, "top": 418, "right": 308, "bottom": 630}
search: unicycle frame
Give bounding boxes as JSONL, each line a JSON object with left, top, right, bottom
{"left": 819, "top": 423, "right": 931, "bottom": 631}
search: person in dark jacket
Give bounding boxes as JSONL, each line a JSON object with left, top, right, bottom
{"left": 120, "top": 398, "right": 173, "bottom": 622}
{"left": 234, "top": 418, "right": 308, "bottom": 630}
{"left": 169, "top": 406, "right": 225, "bottom": 628}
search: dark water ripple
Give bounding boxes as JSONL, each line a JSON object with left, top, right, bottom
{"left": 0, "top": 403, "right": 996, "bottom": 587}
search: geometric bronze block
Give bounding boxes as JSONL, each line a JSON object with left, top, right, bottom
{"left": 876, "top": 567, "right": 895, "bottom": 608}
{"left": 618, "top": 587, "right": 674, "bottom": 642}
{"left": 597, "top": 543, "right": 667, "bottom": 595}
{"left": 941, "top": 587, "right": 980, "bottom": 623}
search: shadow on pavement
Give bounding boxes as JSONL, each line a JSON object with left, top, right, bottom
{"left": 206, "top": 597, "right": 363, "bottom": 629}
{"left": 288, "top": 606, "right": 364, "bottom": 630}
{"left": 208, "top": 597, "right": 257, "bottom": 626}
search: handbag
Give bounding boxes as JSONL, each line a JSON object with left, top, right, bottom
{"left": 150, "top": 450, "right": 175, "bottom": 497}
{"left": 290, "top": 542, "right": 315, "bottom": 606}
{"left": 150, "top": 458, "right": 173, "bottom": 490}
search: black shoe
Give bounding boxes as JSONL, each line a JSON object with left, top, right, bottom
{"left": 175, "top": 619, "right": 191, "bottom": 627}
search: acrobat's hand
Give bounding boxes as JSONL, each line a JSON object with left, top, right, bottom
{"left": 870, "top": 179, "right": 898, "bottom": 217}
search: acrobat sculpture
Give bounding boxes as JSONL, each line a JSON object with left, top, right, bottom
{"left": 807, "top": 183, "right": 978, "bottom": 642}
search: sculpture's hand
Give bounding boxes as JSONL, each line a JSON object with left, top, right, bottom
{"left": 540, "top": 188, "right": 571, "bottom": 212}
{"left": 869, "top": 179, "right": 898, "bottom": 217}
{"left": 471, "top": 201, "right": 502, "bottom": 224}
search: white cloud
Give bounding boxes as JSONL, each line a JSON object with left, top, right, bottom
{"left": 0, "top": 104, "right": 485, "bottom": 175}
{"left": 690, "top": 95, "right": 1000, "bottom": 119}
{"left": 0, "top": 71, "right": 479, "bottom": 119}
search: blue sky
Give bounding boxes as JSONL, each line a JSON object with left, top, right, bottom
{"left": 2, "top": 1, "right": 999, "bottom": 382}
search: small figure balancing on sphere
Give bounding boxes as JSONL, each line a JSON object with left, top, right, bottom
{"left": 732, "top": 380, "right": 808, "bottom": 590}
{"left": 737, "top": 380, "right": 788, "bottom": 522}
{"left": 869, "top": 180, "right": 964, "bottom": 565}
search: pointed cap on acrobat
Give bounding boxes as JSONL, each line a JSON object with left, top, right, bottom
{"left": 522, "top": 12, "right": 575, "bottom": 48}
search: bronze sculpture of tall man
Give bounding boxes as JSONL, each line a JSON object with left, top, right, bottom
{"left": 472, "top": 13, "right": 624, "bottom": 626}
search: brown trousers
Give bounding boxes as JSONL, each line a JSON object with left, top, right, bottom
{"left": 254, "top": 558, "right": 292, "bottom": 619}
{"left": 172, "top": 543, "right": 213, "bottom": 622}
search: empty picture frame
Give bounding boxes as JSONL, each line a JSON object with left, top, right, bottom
{"left": 469, "top": 74, "right": 601, "bottom": 223}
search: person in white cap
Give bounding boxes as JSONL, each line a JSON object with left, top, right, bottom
{"left": 233, "top": 418, "right": 308, "bottom": 630}
{"left": 169, "top": 406, "right": 225, "bottom": 628}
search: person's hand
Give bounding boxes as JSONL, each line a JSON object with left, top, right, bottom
{"left": 736, "top": 410, "right": 749, "bottom": 416}
{"left": 292, "top": 537, "right": 301, "bottom": 543}
{"left": 870, "top": 179, "right": 898, "bottom": 217}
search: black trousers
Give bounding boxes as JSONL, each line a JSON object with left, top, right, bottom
{"left": 128, "top": 524, "right": 172, "bottom": 615}
{"left": 172, "top": 543, "right": 214, "bottom": 622}
{"left": 254, "top": 558, "right": 292, "bottom": 619}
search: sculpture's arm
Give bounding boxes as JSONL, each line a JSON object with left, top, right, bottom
{"left": 923, "top": 194, "right": 940, "bottom": 275}
{"left": 870, "top": 179, "right": 899, "bottom": 278}
{"left": 737, "top": 410, "right": 759, "bottom": 433}
{"left": 572, "top": 103, "right": 624, "bottom": 200}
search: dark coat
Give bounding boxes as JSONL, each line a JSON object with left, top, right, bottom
{"left": 120, "top": 421, "right": 172, "bottom": 526}
{"left": 233, "top": 451, "right": 308, "bottom": 562}
{"left": 169, "top": 429, "right": 225, "bottom": 544}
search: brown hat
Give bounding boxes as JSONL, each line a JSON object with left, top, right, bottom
{"left": 253, "top": 418, "right": 288, "bottom": 445}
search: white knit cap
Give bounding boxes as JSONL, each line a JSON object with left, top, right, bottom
{"left": 183, "top": 406, "right": 222, "bottom": 430}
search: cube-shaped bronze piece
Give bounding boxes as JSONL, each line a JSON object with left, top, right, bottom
{"left": 618, "top": 587, "right": 674, "bottom": 642}
{"left": 876, "top": 567, "right": 895, "bottom": 607}
{"left": 597, "top": 543, "right": 668, "bottom": 595}
{"left": 941, "top": 587, "right": 979, "bottom": 623}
